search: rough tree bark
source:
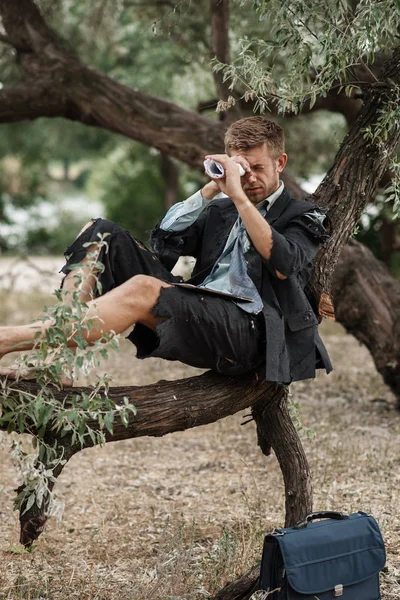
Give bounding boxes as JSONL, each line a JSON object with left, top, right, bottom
{"left": 1, "top": 373, "right": 295, "bottom": 547}
{"left": 308, "top": 59, "right": 400, "bottom": 304}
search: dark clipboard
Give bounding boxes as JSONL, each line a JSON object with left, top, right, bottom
{"left": 173, "top": 282, "right": 253, "bottom": 302}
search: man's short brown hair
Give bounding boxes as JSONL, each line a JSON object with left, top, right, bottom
{"left": 224, "top": 116, "right": 285, "bottom": 158}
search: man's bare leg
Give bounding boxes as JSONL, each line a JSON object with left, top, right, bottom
{"left": 0, "top": 232, "right": 101, "bottom": 385}
{"left": 57, "top": 242, "right": 101, "bottom": 384}
{"left": 0, "top": 274, "right": 171, "bottom": 365}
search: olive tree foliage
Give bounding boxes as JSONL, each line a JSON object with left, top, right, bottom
{"left": 218, "top": 0, "right": 400, "bottom": 208}
{"left": 222, "top": 1, "right": 398, "bottom": 111}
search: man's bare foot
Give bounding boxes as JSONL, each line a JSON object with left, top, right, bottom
{"left": 0, "top": 365, "right": 73, "bottom": 387}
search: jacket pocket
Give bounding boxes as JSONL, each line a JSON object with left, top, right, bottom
{"left": 286, "top": 309, "right": 318, "bottom": 331}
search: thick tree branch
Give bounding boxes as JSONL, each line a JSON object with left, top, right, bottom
{"left": 332, "top": 239, "right": 400, "bottom": 403}
{"left": 0, "top": 72, "right": 227, "bottom": 169}
{"left": 0, "top": 0, "right": 63, "bottom": 53}
{"left": 1, "top": 372, "right": 301, "bottom": 549}
{"left": 0, "top": 0, "right": 226, "bottom": 167}
{"left": 2, "top": 371, "right": 272, "bottom": 447}
{"left": 0, "top": 82, "right": 69, "bottom": 122}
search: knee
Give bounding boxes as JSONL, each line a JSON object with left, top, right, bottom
{"left": 123, "top": 275, "right": 163, "bottom": 302}
{"left": 77, "top": 219, "right": 95, "bottom": 237}
{"left": 91, "top": 218, "right": 123, "bottom": 237}
{"left": 75, "top": 218, "right": 123, "bottom": 241}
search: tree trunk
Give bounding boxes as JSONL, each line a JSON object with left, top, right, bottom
{"left": 252, "top": 390, "right": 313, "bottom": 527}
{"left": 211, "top": 566, "right": 260, "bottom": 600}
{"left": 308, "top": 51, "right": 400, "bottom": 307}
{"left": 332, "top": 239, "right": 400, "bottom": 403}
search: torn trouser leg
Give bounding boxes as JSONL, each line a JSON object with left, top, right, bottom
{"left": 129, "top": 286, "right": 265, "bottom": 374}
{"left": 59, "top": 218, "right": 181, "bottom": 296}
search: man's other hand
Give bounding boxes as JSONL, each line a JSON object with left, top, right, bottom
{"left": 204, "top": 154, "right": 250, "bottom": 204}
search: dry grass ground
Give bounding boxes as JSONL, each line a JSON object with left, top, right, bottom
{"left": 0, "top": 268, "right": 399, "bottom": 599}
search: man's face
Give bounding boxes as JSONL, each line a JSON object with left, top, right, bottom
{"left": 230, "top": 144, "right": 287, "bottom": 204}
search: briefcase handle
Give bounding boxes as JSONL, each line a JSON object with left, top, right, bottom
{"left": 294, "top": 511, "right": 350, "bottom": 530}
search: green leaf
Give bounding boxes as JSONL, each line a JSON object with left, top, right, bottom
{"left": 104, "top": 411, "right": 114, "bottom": 435}
{"left": 17, "top": 412, "right": 26, "bottom": 433}
{"left": 120, "top": 412, "right": 129, "bottom": 428}
{"left": 38, "top": 444, "right": 46, "bottom": 461}
{"left": 87, "top": 428, "right": 97, "bottom": 446}
{"left": 22, "top": 493, "right": 36, "bottom": 515}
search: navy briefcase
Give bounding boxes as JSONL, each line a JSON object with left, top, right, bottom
{"left": 259, "top": 511, "right": 386, "bottom": 599}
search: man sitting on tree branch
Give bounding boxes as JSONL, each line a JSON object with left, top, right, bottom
{"left": 0, "top": 117, "right": 332, "bottom": 384}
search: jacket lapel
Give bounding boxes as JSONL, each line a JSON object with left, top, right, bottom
{"left": 265, "top": 187, "right": 292, "bottom": 226}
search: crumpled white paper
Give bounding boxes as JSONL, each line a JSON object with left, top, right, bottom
{"left": 203, "top": 158, "right": 245, "bottom": 179}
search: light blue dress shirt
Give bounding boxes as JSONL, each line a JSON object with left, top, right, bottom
{"left": 159, "top": 182, "right": 285, "bottom": 313}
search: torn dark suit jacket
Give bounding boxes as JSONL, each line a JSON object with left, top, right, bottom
{"left": 150, "top": 187, "right": 333, "bottom": 384}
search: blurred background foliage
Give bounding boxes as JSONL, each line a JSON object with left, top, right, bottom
{"left": 0, "top": 0, "right": 398, "bottom": 276}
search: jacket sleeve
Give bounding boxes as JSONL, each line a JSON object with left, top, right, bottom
{"left": 263, "top": 208, "right": 331, "bottom": 279}
{"left": 150, "top": 207, "right": 208, "bottom": 271}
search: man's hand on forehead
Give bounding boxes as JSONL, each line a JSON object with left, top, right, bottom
{"left": 231, "top": 154, "right": 251, "bottom": 173}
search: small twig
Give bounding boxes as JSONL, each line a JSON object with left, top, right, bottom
{"left": 286, "top": 5, "right": 320, "bottom": 43}
{"left": 241, "top": 412, "right": 254, "bottom": 425}
{"left": 358, "top": 57, "right": 380, "bottom": 84}
{"left": 151, "top": 0, "right": 188, "bottom": 29}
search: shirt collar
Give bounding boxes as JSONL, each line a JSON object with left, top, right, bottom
{"left": 257, "top": 180, "right": 284, "bottom": 212}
